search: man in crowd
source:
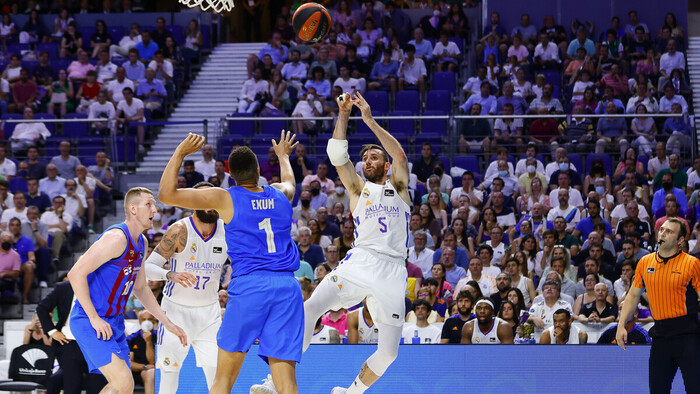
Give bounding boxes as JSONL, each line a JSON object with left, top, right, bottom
{"left": 576, "top": 282, "right": 618, "bottom": 324}
{"left": 461, "top": 298, "right": 514, "bottom": 344}
{"left": 40, "top": 195, "right": 72, "bottom": 262}
{"left": 528, "top": 279, "right": 572, "bottom": 330}
{"left": 401, "top": 300, "right": 441, "bottom": 344}
{"left": 440, "top": 290, "right": 474, "bottom": 344}
{"left": 409, "top": 230, "right": 434, "bottom": 277}
{"left": 296, "top": 226, "right": 324, "bottom": 269}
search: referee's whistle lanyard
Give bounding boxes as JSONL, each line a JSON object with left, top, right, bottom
{"left": 654, "top": 250, "right": 682, "bottom": 264}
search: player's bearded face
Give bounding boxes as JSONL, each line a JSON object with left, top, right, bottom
{"left": 195, "top": 209, "right": 219, "bottom": 223}
{"left": 362, "top": 152, "right": 387, "bottom": 183}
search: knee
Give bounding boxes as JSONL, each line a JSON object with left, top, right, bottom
{"left": 113, "top": 375, "right": 134, "bottom": 393}
{"left": 141, "top": 368, "right": 155, "bottom": 382}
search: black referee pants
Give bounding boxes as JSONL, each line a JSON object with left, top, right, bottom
{"left": 649, "top": 333, "right": 700, "bottom": 393}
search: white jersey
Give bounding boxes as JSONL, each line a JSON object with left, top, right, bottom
{"left": 310, "top": 325, "right": 338, "bottom": 344}
{"left": 545, "top": 324, "right": 582, "bottom": 344}
{"left": 356, "top": 307, "right": 379, "bottom": 344}
{"left": 528, "top": 299, "right": 573, "bottom": 327}
{"left": 352, "top": 180, "right": 410, "bottom": 260}
{"left": 162, "top": 217, "right": 228, "bottom": 306}
{"left": 471, "top": 317, "right": 506, "bottom": 344}
{"left": 515, "top": 276, "right": 531, "bottom": 306}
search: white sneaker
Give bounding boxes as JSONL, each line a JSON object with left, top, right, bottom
{"left": 250, "top": 374, "right": 277, "bottom": 394}
{"left": 39, "top": 281, "right": 47, "bottom": 288}
{"left": 331, "top": 387, "right": 348, "bottom": 394}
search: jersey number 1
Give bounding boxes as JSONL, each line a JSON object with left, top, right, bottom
{"left": 258, "top": 218, "right": 276, "bottom": 253}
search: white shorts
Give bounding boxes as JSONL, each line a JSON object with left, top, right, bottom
{"left": 156, "top": 297, "right": 221, "bottom": 372}
{"left": 320, "top": 247, "right": 407, "bottom": 327}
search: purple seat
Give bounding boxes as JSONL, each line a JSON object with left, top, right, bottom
{"left": 228, "top": 112, "right": 254, "bottom": 138}
{"left": 432, "top": 72, "right": 456, "bottom": 94}
{"left": 426, "top": 90, "right": 450, "bottom": 112}
{"left": 395, "top": 91, "right": 419, "bottom": 114}
{"left": 63, "top": 113, "right": 88, "bottom": 138}
{"left": 364, "top": 91, "right": 389, "bottom": 115}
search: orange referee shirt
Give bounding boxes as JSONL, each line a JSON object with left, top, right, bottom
{"left": 633, "top": 251, "right": 700, "bottom": 321}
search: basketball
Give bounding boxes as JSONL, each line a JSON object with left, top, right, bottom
{"left": 292, "top": 2, "right": 331, "bottom": 43}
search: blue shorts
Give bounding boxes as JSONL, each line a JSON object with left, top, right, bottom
{"left": 70, "top": 312, "right": 131, "bottom": 373}
{"left": 218, "top": 271, "right": 303, "bottom": 363}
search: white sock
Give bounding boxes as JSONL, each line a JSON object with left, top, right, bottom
{"left": 346, "top": 376, "right": 369, "bottom": 394}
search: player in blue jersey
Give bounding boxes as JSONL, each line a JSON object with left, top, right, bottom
{"left": 159, "top": 131, "right": 302, "bottom": 394}
{"left": 67, "top": 187, "right": 187, "bottom": 394}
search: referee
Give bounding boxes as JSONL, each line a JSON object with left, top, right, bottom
{"left": 617, "top": 218, "right": 700, "bottom": 393}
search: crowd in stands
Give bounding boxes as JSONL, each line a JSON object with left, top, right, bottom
{"left": 229, "top": 2, "right": 699, "bottom": 344}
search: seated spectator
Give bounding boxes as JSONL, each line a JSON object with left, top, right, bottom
{"left": 291, "top": 87, "right": 323, "bottom": 135}
{"left": 654, "top": 199, "right": 690, "bottom": 235}
{"left": 38, "top": 163, "right": 66, "bottom": 200}
{"left": 334, "top": 65, "right": 362, "bottom": 97}
{"left": 398, "top": 44, "right": 427, "bottom": 102}
{"left": 432, "top": 30, "right": 461, "bottom": 72}
{"left": 2, "top": 54, "right": 21, "bottom": 86}
{"left": 368, "top": 49, "right": 398, "bottom": 94}
{"left": 658, "top": 39, "right": 684, "bottom": 91}
{"left": 115, "top": 87, "right": 146, "bottom": 153}
{"left": 107, "top": 67, "right": 133, "bottom": 106}
{"left": 75, "top": 70, "right": 101, "bottom": 114}
{"left": 86, "top": 151, "right": 114, "bottom": 199}
{"left": 528, "top": 107, "right": 559, "bottom": 150}
{"left": 9, "top": 218, "right": 35, "bottom": 300}
{"left": 245, "top": 32, "right": 287, "bottom": 78}
{"left": 564, "top": 48, "right": 591, "bottom": 82}
{"left": 90, "top": 20, "right": 112, "bottom": 58}
{"left": 598, "top": 301, "right": 650, "bottom": 345}
{"left": 659, "top": 83, "right": 688, "bottom": 114}
{"left": 595, "top": 101, "right": 629, "bottom": 155}
{"left": 127, "top": 310, "right": 157, "bottom": 394}
{"left": 576, "top": 282, "right": 617, "bottom": 324}
{"left": 124, "top": 48, "right": 146, "bottom": 81}
{"left": 10, "top": 107, "right": 50, "bottom": 157}
{"left": 19, "top": 10, "right": 46, "bottom": 45}
{"left": 25, "top": 177, "right": 51, "bottom": 214}
{"left": 0, "top": 231, "right": 20, "bottom": 302}
{"left": 136, "top": 68, "right": 167, "bottom": 113}
{"left": 507, "top": 34, "right": 529, "bottom": 65}
{"left": 0, "top": 144, "right": 14, "bottom": 181}
{"left": 134, "top": 30, "right": 159, "bottom": 63}
{"left": 431, "top": 247, "right": 467, "bottom": 290}
{"left": 86, "top": 90, "right": 115, "bottom": 135}
{"left": 40, "top": 195, "right": 72, "bottom": 261}
{"left": 566, "top": 28, "right": 595, "bottom": 61}
{"left": 67, "top": 50, "right": 95, "bottom": 85}
{"left": 539, "top": 309, "right": 587, "bottom": 344}
{"left": 653, "top": 153, "right": 688, "bottom": 192}
{"left": 32, "top": 51, "right": 57, "bottom": 90}
{"left": 95, "top": 50, "right": 117, "bottom": 84}
{"left": 110, "top": 23, "right": 141, "bottom": 59}
{"left": 490, "top": 103, "right": 524, "bottom": 154}
{"left": 529, "top": 83, "right": 563, "bottom": 114}
{"left": 59, "top": 22, "right": 82, "bottom": 58}
{"left": 527, "top": 279, "right": 572, "bottom": 331}
{"left": 296, "top": 226, "right": 324, "bottom": 269}
{"left": 179, "top": 160, "right": 204, "bottom": 188}
{"left": 598, "top": 64, "right": 628, "bottom": 97}
{"left": 46, "top": 69, "right": 74, "bottom": 118}
{"left": 625, "top": 82, "right": 658, "bottom": 114}
{"left": 280, "top": 49, "right": 307, "bottom": 90}
{"left": 408, "top": 27, "right": 433, "bottom": 62}
{"left": 237, "top": 67, "right": 269, "bottom": 114}
{"left": 547, "top": 187, "right": 582, "bottom": 230}
{"left": 460, "top": 81, "right": 497, "bottom": 115}
{"left": 663, "top": 104, "right": 691, "bottom": 155}
{"left": 9, "top": 68, "right": 37, "bottom": 114}
{"left": 310, "top": 46, "right": 338, "bottom": 81}
{"left": 304, "top": 67, "right": 331, "bottom": 99}
{"left": 402, "top": 299, "right": 442, "bottom": 344}
{"left": 462, "top": 66, "right": 497, "bottom": 96}
{"left": 1, "top": 191, "right": 28, "bottom": 229}
{"left": 60, "top": 178, "right": 86, "bottom": 230}
{"left": 50, "top": 140, "right": 80, "bottom": 179}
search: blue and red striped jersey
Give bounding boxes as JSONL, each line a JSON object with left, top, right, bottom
{"left": 74, "top": 222, "right": 145, "bottom": 318}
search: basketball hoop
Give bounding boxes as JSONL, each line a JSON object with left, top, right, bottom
{"left": 179, "top": 0, "right": 234, "bottom": 13}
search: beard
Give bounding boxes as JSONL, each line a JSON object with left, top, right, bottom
{"left": 363, "top": 164, "right": 385, "bottom": 183}
{"left": 195, "top": 209, "right": 219, "bottom": 223}
{"left": 458, "top": 306, "right": 471, "bottom": 316}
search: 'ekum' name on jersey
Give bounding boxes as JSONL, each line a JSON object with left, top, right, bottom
{"left": 252, "top": 199, "right": 275, "bottom": 210}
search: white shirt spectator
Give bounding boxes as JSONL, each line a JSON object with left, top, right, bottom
{"left": 659, "top": 95, "right": 688, "bottom": 114}
{"left": 292, "top": 99, "right": 323, "bottom": 118}
{"left": 482, "top": 173, "right": 518, "bottom": 196}
{"left": 0, "top": 207, "right": 27, "bottom": 226}
{"left": 11, "top": 122, "right": 51, "bottom": 141}
{"left": 514, "top": 158, "right": 545, "bottom": 178}
{"left": 462, "top": 76, "right": 496, "bottom": 93}
{"left": 455, "top": 274, "right": 496, "bottom": 297}
{"left": 432, "top": 41, "right": 460, "bottom": 59}
{"left": 547, "top": 204, "right": 581, "bottom": 230}
{"left": 401, "top": 323, "right": 441, "bottom": 344}
{"left": 534, "top": 42, "right": 560, "bottom": 62}
{"left": 485, "top": 240, "right": 507, "bottom": 266}
{"left": 148, "top": 60, "right": 173, "bottom": 82}
{"left": 118, "top": 34, "right": 141, "bottom": 48}
{"left": 545, "top": 162, "right": 578, "bottom": 181}
{"left": 529, "top": 298, "right": 572, "bottom": 328}
{"left": 484, "top": 161, "right": 515, "bottom": 180}
{"left": 280, "top": 62, "right": 307, "bottom": 81}
{"left": 333, "top": 77, "right": 361, "bottom": 95}
{"left": 610, "top": 203, "right": 650, "bottom": 223}
{"left": 625, "top": 95, "right": 659, "bottom": 114}
{"left": 0, "top": 78, "right": 8, "bottom": 95}
{"left": 647, "top": 155, "right": 669, "bottom": 177}
{"left": 195, "top": 159, "right": 216, "bottom": 180}
{"left": 107, "top": 78, "right": 134, "bottom": 103}
{"left": 40, "top": 210, "right": 73, "bottom": 233}
{"left": 96, "top": 61, "right": 118, "bottom": 83}
{"left": 239, "top": 78, "right": 269, "bottom": 102}
{"left": 74, "top": 176, "right": 97, "bottom": 197}
{"left": 688, "top": 170, "right": 700, "bottom": 189}
{"left": 659, "top": 51, "right": 686, "bottom": 76}
{"left": 398, "top": 58, "right": 426, "bottom": 85}
{"left": 493, "top": 118, "right": 524, "bottom": 134}
{"left": 61, "top": 193, "right": 87, "bottom": 220}
{"left": 87, "top": 101, "right": 116, "bottom": 129}
{"left": 549, "top": 187, "right": 584, "bottom": 209}
{"left": 408, "top": 246, "right": 434, "bottom": 277}
{"left": 0, "top": 158, "right": 16, "bottom": 178}
{"left": 38, "top": 176, "right": 66, "bottom": 199}
{"left": 116, "top": 97, "right": 145, "bottom": 118}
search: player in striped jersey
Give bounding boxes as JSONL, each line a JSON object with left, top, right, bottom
{"left": 67, "top": 187, "right": 187, "bottom": 394}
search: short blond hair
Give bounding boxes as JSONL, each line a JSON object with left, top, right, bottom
{"left": 124, "top": 187, "right": 153, "bottom": 215}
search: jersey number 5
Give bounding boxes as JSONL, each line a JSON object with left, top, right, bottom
{"left": 258, "top": 218, "right": 276, "bottom": 253}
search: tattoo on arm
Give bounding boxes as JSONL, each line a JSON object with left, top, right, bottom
{"left": 153, "top": 224, "right": 186, "bottom": 259}
{"left": 358, "top": 362, "right": 369, "bottom": 381}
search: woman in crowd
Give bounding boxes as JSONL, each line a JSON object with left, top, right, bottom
{"left": 574, "top": 86, "right": 598, "bottom": 114}
{"left": 516, "top": 234, "right": 539, "bottom": 268}
{"left": 308, "top": 218, "right": 332, "bottom": 249}
{"left": 572, "top": 273, "right": 599, "bottom": 319}
{"left": 428, "top": 191, "right": 449, "bottom": 237}
{"left": 484, "top": 53, "right": 500, "bottom": 83}
{"left": 512, "top": 68, "right": 534, "bottom": 100}
{"left": 506, "top": 287, "right": 527, "bottom": 315}
{"left": 314, "top": 263, "right": 331, "bottom": 283}
{"left": 541, "top": 246, "right": 577, "bottom": 282}
{"left": 0, "top": 13, "right": 16, "bottom": 52}
{"left": 60, "top": 21, "right": 82, "bottom": 58}
{"left": 2, "top": 54, "right": 21, "bottom": 84}
{"left": 89, "top": 20, "right": 112, "bottom": 58}
{"left": 268, "top": 68, "right": 291, "bottom": 112}
{"left": 429, "top": 262, "right": 453, "bottom": 302}
{"left": 504, "top": 258, "right": 535, "bottom": 307}
{"left": 507, "top": 34, "right": 529, "bottom": 65}
{"left": 660, "top": 12, "right": 684, "bottom": 44}
{"left": 333, "top": 0, "right": 356, "bottom": 31}
{"left": 516, "top": 177, "right": 549, "bottom": 216}
{"left": 635, "top": 49, "right": 659, "bottom": 80}
{"left": 584, "top": 157, "right": 613, "bottom": 197}
{"left": 52, "top": 8, "right": 73, "bottom": 41}
{"left": 182, "top": 19, "right": 203, "bottom": 77}
{"left": 48, "top": 69, "right": 75, "bottom": 117}
{"left": 162, "top": 36, "right": 181, "bottom": 66}
{"left": 333, "top": 218, "right": 355, "bottom": 260}
{"left": 419, "top": 203, "right": 442, "bottom": 247}
{"left": 630, "top": 104, "right": 658, "bottom": 156}
{"left": 497, "top": 300, "right": 520, "bottom": 336}
{"left": 477, "top": 207, "right": 498, "bottom": 244}
{"left": 20, "top": 10, "right": 47, "bottom": 45}
{"left": 612, "top": 147, "right": 645, "bottom": 179}
{"left": 441, "top": 3, "right": 468, "bottom": 38}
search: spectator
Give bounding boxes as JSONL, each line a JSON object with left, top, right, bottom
{"left": 367, "top": 49, "right": 398, "bottom": 94}
{"left": 51, "top": 8, "right": 73, "bottom": 41}
{"left": 577, "top": 282, "right": 617, "bottom": 324}
{"left": 528, "top": 107, "right": 559, "bottom": 149}
{"left": 440, "top": 290, "right": 475, "bottom": 343}
{"left": 296, "top": 226, "right": 324, "bottom": 269}
{"left": 66, "top": 50, "right": 95, "bottom": 85}
{"left": 124, "top": 48, "right": 146, "bottom": 81}
{"left": 60, "top": 178, "right": 86, "bottom": 230}
{"left": 432, "top": 30, "right": 461, "bottom": 72}
{"left": 40, "top": 195, "right": 71, "bottom": 261}
{"left": 333, "top": 65, "right": 362, "bottom": 98}
{"left": 9, "top": 68, "right": 37, "bottom": 114}
{"left": 0, "top": 144, "right": 15, "bottom": 181}
{"left": 74, "top": 165, "right": 99, "bottom": 233}
{"left": 136, "top": 67, "right": 167, "bottom": 113}
{"left": 598, "top": 64, "right": 628, "bottom": 97}
{"left": 10, "top": 107, "right": 50, "bottom": 157}
{"left": 625, "top": 82, "right": 658, "bottom": 114}
{"left": 181, "top": 19, "right": 203, "bottom": 75}
{"left": 458, "top": 257, "right": 495, "bottom": 297}
{"left": 237, "top": 66, "right": 269, "bottom": 114}
{"left": 654, "top": 199, "right": 690, "bottom": 235}
{"left": 398, "top": 44, "right": 427, "bottom": 101}
{"left": 539, "top": 308, "right": 587, "bottom": 344}
{"left": 148, "top": 50, "right": 174, "bottom": 100}
{"left": 50, "top": 140, "right": 80, "bottom": 179}
{"left": 9, "top": 217, "right": 35, "bottom": 303}
{"left": 408, "top": 27, "right": 433, "bottom": 61}
{"left": 19, "top": 10, "right": 45, "bottom": 45}
{"left": 115, "top": 87, "right": 146, "bottom": 153}
{"left": 659, "top": 84, "right": 688, "bottom": 114}
{"left": 302, "top": 163, "right": 334, "bottom": 195}
{"left": 45, "top": 69, "right": 73, "bottom": 118}
{"left": 310, "top": 46, "right": 338, "bottom": 82}
{"left": 94, "top": 50, "right": 117, "bottom": 84}
{"left": 179, "top": 160, "right": 204, "bottom": 188}
{"left": 529, "top": 83, "right": 564, "bottom": 114}
{"left": 21, "top": 206, "right": 49, "bottom": 288}
{"left": 280, "top": 49, "right": 307, "bottom": 90}
{"left": 658, "top": 39, "right": 685, "bottom": 91}
{"left": 595, "top": 101, "right": 629, "bottom": 155}
{"left": 460, "top": 81, "right": 497, "bottom": 115}
{"left": 89, "top": 20, "right": 112, "bottom": 58}
{"left": 653, "top": 153, "right": 688, "bottom": 192}
{"left": 302, "top": 180, "right": 328, "bottom": 211}
{"left": 409, "top": 230, "right": 434, "bottom": 277}
{"left": 512, "top": 13, "right": 538, "bottom": 48}
{"left": 87, "top": 151, "right": 114, "bottom": 198}
{"left": 0, "top": 230, "right": 20, "bottom": 302}
{"left": 75, "top": 70, "right": 101, "bottom": 114}
{"left": 402, "top": 299, "right": 442, "bottom": 344}
{"left": 0, "top": 190, "right": 27, "bottom": 227}
{"left": 32, "top": 51, "right": 57, "bottom": 90}
{"left": 149, "top": 17, "right": 172, "bottom": 49}
{"left": 85, "top": 88, "right": 113, "bottom": 135}
{"left": 291, "top": 87, "right": 323, "bottom": 135}
{"left": 134, "top": 30, "right": 159, "bottom": 63}
{"left": 23, "top": 146, "right": 46, "bottom": 180}
{"left": 59, "top": 21, "right": 82, "bottom": 58}
{"left": 109, "top": 23, "right": 141, "bottom": 59}
{"left": 127, "top": 310, "right": 157, "bottom": 394}
{"left": 528, "top": 279, "right": 573, "bottom": 331}
{"left": 245, "top": 32, "right": 288, "bottom": 78}
{"left": 624, "top": 10, "right": 649, "bottom": 39}
{"left": 663, "top": 104, "right": 691, "bottom": 155}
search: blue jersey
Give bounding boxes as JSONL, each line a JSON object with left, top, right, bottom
{"left": 75, "top": 222, "right": 145, "bottom": 318}
{"left": 225, "top": 186, "right": 299, "bottom": 277}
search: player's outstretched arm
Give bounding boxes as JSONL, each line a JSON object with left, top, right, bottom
{"left": 159, "top": 133, "right": 233, "bottom": 222}
{"left": 67, "top": 229, "right": 127, "bottom": 340}
{"left": 351, "top": 92, "right": 410, "bottom": 202}
{"left": 269, "top": 129, "right": 299, "bottom": 202}
{"left": 615, "top": 285, "right": 642, "bottom": 350}
{"left": 328, "top": 93, "right": 364, "bottom": 198}
{"left": 133, "top": 235, "right": 188, "bottom": 347}
{"left": 144, "top": 222, "right": 196, "bottom": 287}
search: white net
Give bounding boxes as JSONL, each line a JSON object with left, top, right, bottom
{"left": 179, "top": 0, "right": 234, "bottom": 13}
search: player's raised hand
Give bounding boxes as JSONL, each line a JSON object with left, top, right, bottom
{"left": 175, "top": 133, "right": 205, "bottom": 158}
{"left": 165, "top": 322, "right": 188, "bottom": 347}
{"left": 166, "top": 271, "right": 197, "bottom": 288}
{"left": 351, "top": 91, "right": 372, "bottom": 120}
{"left": 272, "top": 129, "right": 299, "bottom": 158}
{"left": 89, "top": 316, "right": 113, "bottom": 341}
{"left": 337, "top": 92, "right": 353, "bottom": 113}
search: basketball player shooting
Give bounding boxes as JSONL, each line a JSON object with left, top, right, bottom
{"left": 306, "top": 91, "right": 411, "bottom": 394}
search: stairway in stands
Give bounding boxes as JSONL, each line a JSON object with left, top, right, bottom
{"left": 687, "top": 37, "right": 700, "bottom": 147}
{"left": 137, "top": 42, "right": 266, "bottom": 173}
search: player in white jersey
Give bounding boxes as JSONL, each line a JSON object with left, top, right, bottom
{"left": 539, "top": 308, "right": 588, "bottom": 344}
{"left": 348, "top": 303, "right": 379, "bottom": 344}
{"left": 461, "top": 298, "right": 514, "bottom": 344}
{"left": 144, "top": 182, "right": 228, "bottom": 392}
{"left": 305, "top": 92, "right": 412, "bottom": 394}
{"left": 310, "top": 317, "right": 340, "bottom": 344}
